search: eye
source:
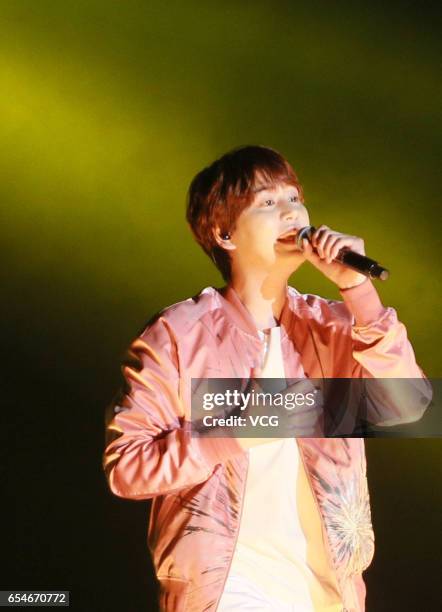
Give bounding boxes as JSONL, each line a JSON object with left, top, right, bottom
{"left": 289, "top": 195, "right": 299, "bottom": 203}
{"left": 263, "top": 199, "right": 275, "bottom": 207}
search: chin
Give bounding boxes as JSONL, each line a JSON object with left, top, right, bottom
{"left": 270, "top": 251, "right": 303, "bottom": 273}
{"left": 275, "top": 245, "right": 303, "bottom": 258}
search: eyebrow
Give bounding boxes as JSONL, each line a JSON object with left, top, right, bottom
{"left": 252, "top": 184, "right": 299, "bottom": 194}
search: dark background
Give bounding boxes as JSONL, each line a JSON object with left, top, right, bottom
{"left": 1, "top": 1, "right": 441, "bottom": 610}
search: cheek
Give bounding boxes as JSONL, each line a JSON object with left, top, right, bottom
{"left": 302, "top": 206, "right": 310, "bottom": 223}
{"left": 238, "top": 217, "right": 273, "bottom": 242}
{"left": 247, "top": 221, "right": 277, "bottom": 249}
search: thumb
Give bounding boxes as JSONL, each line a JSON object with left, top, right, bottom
{"left": 302, "top": 238, "right": 318, "bottom": 261}
{"left": 302, "top": 238, "right": 330, "bottom": 272}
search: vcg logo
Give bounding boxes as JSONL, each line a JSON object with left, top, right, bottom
{"left": 248, "top": 415, "right": 279, "bottom": 427}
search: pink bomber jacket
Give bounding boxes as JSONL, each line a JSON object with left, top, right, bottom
{"left": 103, "top": 280, "right": 429, "bottom": 612}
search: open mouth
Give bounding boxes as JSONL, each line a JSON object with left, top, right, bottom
{"left": 276, "top": 230, "right": 297, "bottom": 244}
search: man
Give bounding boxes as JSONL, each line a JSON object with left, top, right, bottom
{"left": 103, "top": 145, "right": 429, "bottom": 611}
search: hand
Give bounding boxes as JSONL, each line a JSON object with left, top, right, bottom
{"left": 275, "top": 378, "right": 324, "bottom": 437}
{"left": 242, "top": 373, "right": 324, "bottom": 438}
{"left": 302, "top": 225, "right": 367, "bottom": 290}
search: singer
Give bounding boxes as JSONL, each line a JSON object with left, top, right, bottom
{"left": 103, "top": 145, "right": 430, "bottom": 611}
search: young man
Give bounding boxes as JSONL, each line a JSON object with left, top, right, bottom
{"left": 103, "top": 146, "right": 429, "bottom": 611}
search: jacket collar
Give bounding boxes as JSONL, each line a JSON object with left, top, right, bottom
{"left": 216, "top": 284, "right": 295, "bottom": 342}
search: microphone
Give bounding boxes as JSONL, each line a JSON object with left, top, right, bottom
{"left": 297, "top": 226, "right": 389, "bottom": 281}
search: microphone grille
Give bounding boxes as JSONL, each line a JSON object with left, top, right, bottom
{"left": 296, "top": 225, "right": 316, "bottom": 249}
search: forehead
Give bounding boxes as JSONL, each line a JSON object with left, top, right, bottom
{"left": 250, "top": 168, "right": 298, "bottom": 193}
{"left": 252, "top": 180, "right": 299, "bottom": 194}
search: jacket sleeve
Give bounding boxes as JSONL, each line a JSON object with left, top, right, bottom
{"left": 337, "top": 280, "right": 432, "bottom": 426}
{"left": 103, "top": 316, "right": 245, "bottom": 500}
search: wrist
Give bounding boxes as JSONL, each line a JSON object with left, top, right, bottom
{"left": 340, "top": 279, "right": 385, "bottom": 325}
{"left": 338, "top": 275, "right": 368, "bottom": 291}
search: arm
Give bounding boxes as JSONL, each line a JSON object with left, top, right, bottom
{"left": 339, "top": 280, "right": 432, "bottom": 426}
{"left": 302, "top": 226, "right": 432, "bottom": 427}
{"left": 103, "top": 317, "right": 245, "bottom": 500}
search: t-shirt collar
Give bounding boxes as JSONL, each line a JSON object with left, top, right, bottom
{"left": 216, "top": 284, "right": 294, "bottom": 342}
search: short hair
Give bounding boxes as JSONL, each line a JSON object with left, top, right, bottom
{"left": 186, "top": 145, "right": 304, "bottom": 281}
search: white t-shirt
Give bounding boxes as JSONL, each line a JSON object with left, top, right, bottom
{"left": 217, "top": 327, "right": 342, "bottom": 611}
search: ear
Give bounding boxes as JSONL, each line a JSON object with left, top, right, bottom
{"left": 213, "top": 226, "right": 236, "bottom": 251}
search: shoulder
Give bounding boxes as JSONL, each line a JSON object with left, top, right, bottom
{"left": 139, "top": 287, "right": 220, "bottom": 340}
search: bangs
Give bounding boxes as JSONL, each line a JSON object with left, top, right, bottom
{"left": 222, "top": 146, "right": 303, "bottom": 203}
{"left": 250, "top": 166, "right": 300, "bottom": 194}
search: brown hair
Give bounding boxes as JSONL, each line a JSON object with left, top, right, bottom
{"left": 186, "top": 145, "right": 304, "bottom": 281}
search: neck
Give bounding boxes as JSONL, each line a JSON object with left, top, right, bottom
{"left": 229, "top": 269, "right": 290, "bottom": 331}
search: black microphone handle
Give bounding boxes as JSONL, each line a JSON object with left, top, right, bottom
{"left": 297, "top": 226, "right": 389, "bottom": 281}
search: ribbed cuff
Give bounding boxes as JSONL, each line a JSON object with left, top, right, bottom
{"left": 339, "top": 279, "right": 385, "bottom": 326}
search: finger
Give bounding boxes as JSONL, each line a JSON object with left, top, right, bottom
{"left": 329, "top": 237, "right": 351, "bottom": 262}
{"left": 324, "top": 234, "right": 343, "bottom": 264}
{"left": 322, "top": 233, "right": 342, "bottom": 263}
{"left": 302, "top": 237, "right": 313, "bottom": 255}
{"left": 316, "top": 229, "right": 338, "bottom": 259}
{"left": 311, "top": 225, "right": 329, "bottom": 251}
{"left": 287, "top": 401, "right": 322, "bottom": 420}
{"left": 311, "top": 224, "right": 330, "bottom": 243}
{"left": 286, "top": 416, "right": 319, "bottom": 437}
{"left": 285, "top": 379, "right": 318, "bottom": 396}
{"left": 328, "top": 237, "right": 358, "bottom": 261}
{"left": 302, "top": 239, "right": 322, "bottom": 264}
{"left": 303, "top": 238, "right": 323, "bottom": 263}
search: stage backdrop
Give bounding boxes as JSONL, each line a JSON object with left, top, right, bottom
{"left": 1, "top": 1, "right": 441, "bottom": 610}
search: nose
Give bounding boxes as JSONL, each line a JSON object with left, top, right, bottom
{"left": 280, "top": 200, "right": 299, "bottom": 221}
